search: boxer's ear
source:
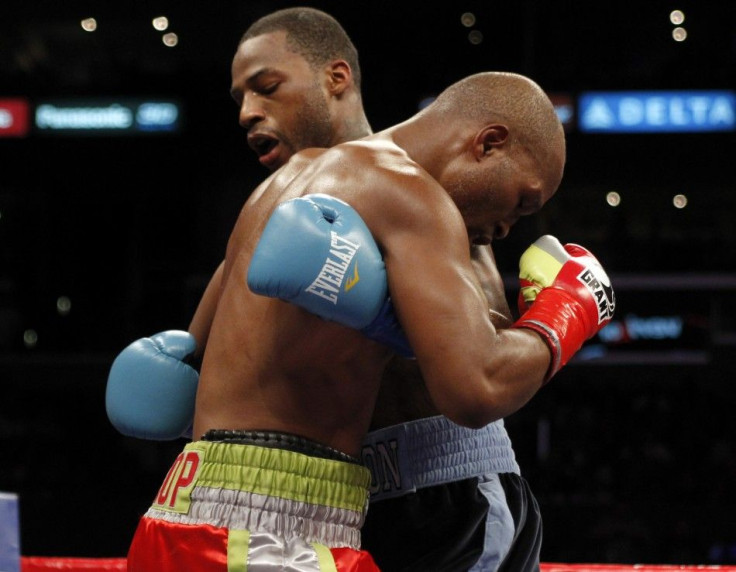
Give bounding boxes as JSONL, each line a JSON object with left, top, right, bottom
{"left": 325, "top": 60, "right": 352, "bottom": 96}
{"left": 475, "top": 125, "right": 509, "bottom": 160}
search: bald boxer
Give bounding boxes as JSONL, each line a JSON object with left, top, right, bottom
{"left": 124, "top": 70, "right": 614, "bottom": 571}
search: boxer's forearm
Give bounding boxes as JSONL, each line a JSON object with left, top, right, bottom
{"left": 471, "top": 244, "right": 513, "bottom": 328}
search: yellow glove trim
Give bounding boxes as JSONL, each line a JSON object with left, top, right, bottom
{"left": 518, "top": 241, "right": 565, "bottom": 304}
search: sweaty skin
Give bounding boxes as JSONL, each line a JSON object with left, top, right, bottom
{"left": 193, "top": 121, "right": 561, "bottom": 456}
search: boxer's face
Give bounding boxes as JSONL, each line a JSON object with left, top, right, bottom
{"left": 231, "top": 31, "right": 335, "bottom": 171}
{"left": 447, "top": 137, "right": 564, "bottom": 244}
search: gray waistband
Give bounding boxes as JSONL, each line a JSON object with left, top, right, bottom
{"left": 360, "top": 416, "right": 520, "bottom": 502}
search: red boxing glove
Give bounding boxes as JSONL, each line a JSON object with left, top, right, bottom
{"left": 512, "top": 235, "right": 616, "bottom": 382}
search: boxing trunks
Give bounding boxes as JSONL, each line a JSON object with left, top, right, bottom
{"left": 360, "top": 416, "right": 542, "bottom": 571}
{"left": 127, "top": 430, "right": 379, "bottom": 572}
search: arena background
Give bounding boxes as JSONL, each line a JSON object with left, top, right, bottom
{"left": 1, "top": 0, "right": 735, "bottom": 566}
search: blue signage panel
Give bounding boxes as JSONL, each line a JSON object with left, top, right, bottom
{"left": 578, "top": 90, "right": 735, "bottom": 133}
{"left": 34, "top": 98, "right": 181, "bottom": 135}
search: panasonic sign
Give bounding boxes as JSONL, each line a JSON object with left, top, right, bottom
{"left": 578, "top": 90, "right": 735, "bottom": 133}
{"left": 34, "top": 99, "right": 181, "bottom": 134}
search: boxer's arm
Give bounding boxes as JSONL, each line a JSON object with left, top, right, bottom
{"left": 188, "top": 261, "right": 225, "bottom": 358}
{"left": 471, "top": 244, "right": 513, "bottom": 329}
{"left": 362, "top": 179, "right": 604, "bottom": 429}
{"left": 340, "top": 182, "right": 548, "bottom": 428}
{"left": 106, "top": 262, "right": 224, "bottom": 442}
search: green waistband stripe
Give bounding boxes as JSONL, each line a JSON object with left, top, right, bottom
{"left": 185, "top": 441, "right": 370, "bottom": 513}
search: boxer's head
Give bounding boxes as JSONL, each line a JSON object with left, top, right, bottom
{"left": 231, "top": 7, "right": 370, "bottom": 170}
{"left": 414, "top": 72, "right": 566, "bottom": 244}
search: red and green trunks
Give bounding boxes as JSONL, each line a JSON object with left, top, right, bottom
{"left": 127, "top": 434, "right": 379, "bottom": 571}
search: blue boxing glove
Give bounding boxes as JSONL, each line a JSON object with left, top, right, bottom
{"left": 247, "top": 193, "right": 413, "bottom": 357}
{"left": 105, "top": 330, "right": 198, "bottom": 440}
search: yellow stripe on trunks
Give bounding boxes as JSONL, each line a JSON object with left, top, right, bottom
{"left": 190, "top": 441, "right": 370, "bottom": 513}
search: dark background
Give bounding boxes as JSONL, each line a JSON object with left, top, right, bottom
{"left": 1, "top": 0, "right": 735, "bottom": 565}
